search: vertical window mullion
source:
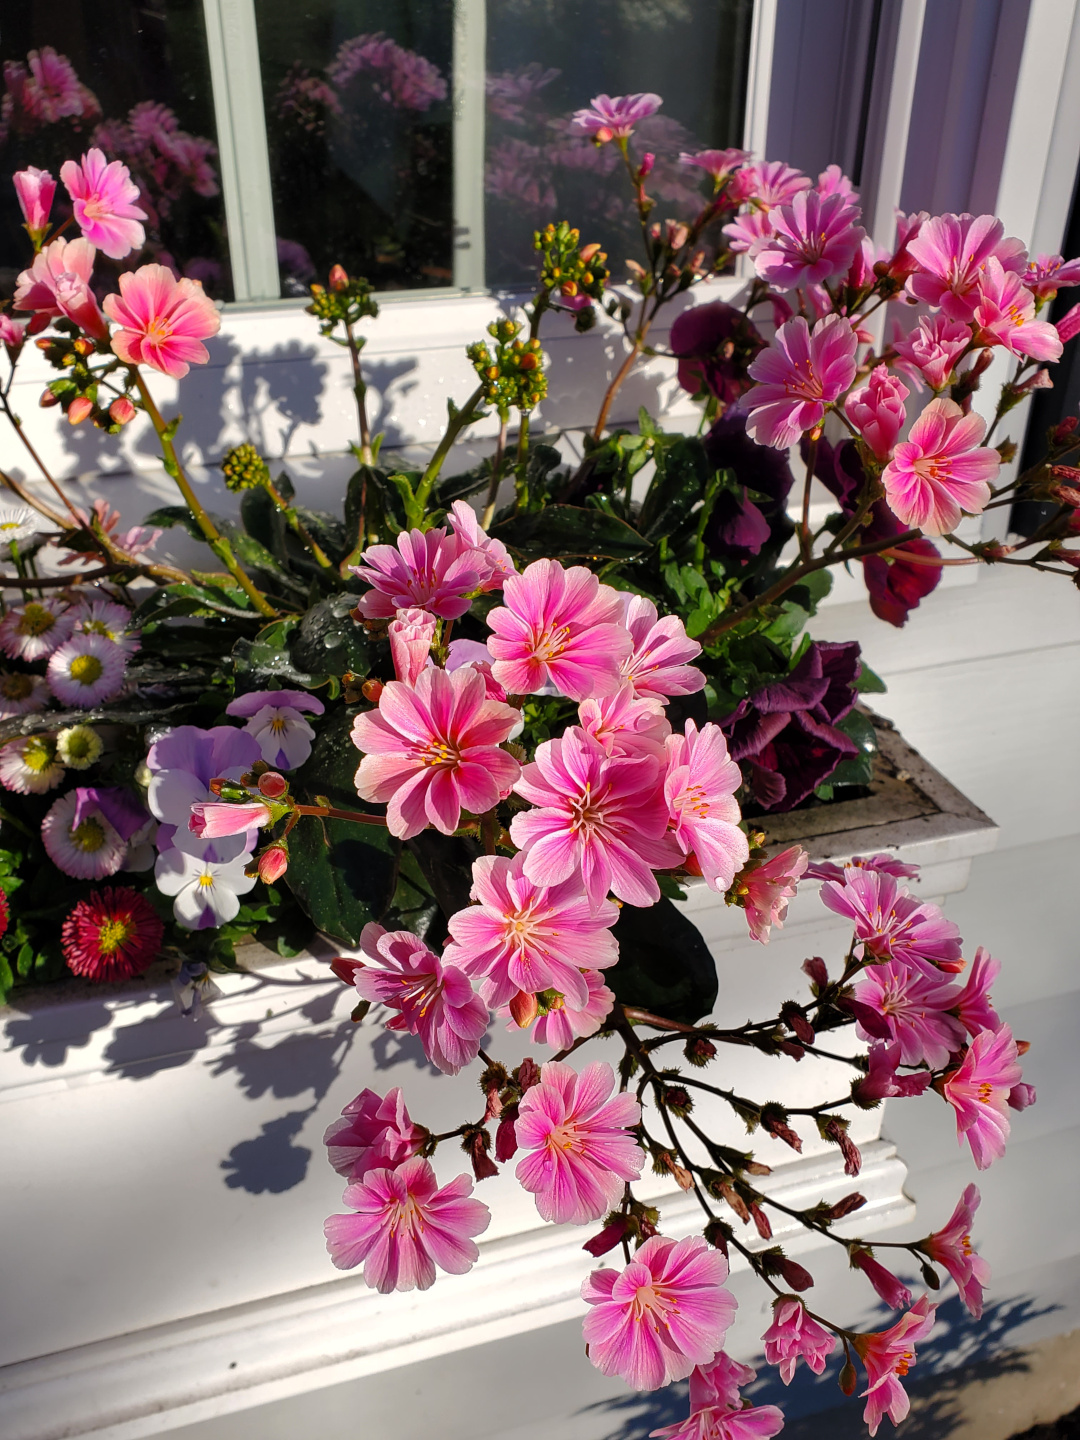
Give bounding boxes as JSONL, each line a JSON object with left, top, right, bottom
{"left": 452, "top": 0, "right": 488, "bottom": 293}
{"left": 201, "top": 0, "right": 280, "bottom": 301}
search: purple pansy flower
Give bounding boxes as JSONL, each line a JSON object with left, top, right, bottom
{"left": 146, "top": 724, "right": 262, "bottom": 862}
{"left": 226, "top": 688, "right": 326, "bottom": 770}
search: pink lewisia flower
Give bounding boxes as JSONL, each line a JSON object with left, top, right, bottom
{"left": 923, "top": 1183, "right": 990, "bottom": 1318}
{"left": 324, "top": 1156, "right": 489, "bottom": 1290}
{"left": 352, "top": 527, "right": 484, "bottom": 620}
{"left": 817, "top": 163, "right": 858, "bottom": 201}
{"left": 189, "top": 799, "right": 271, "bottom": 840}
{"left": 906, "top": 213, "right": 1027, "bottom": 321}
{"left": 762, "top": 1296, "right": 836, "bottom": 1383}
{"left": 572, "top": 93, "right": 663, "bottom": 140}
{"left": 805, "top": 853, "right": 920, "bottom": 883}
{"left": 514, "top": 1060, "right": 643, "bottom": 1224}
{"left": 511, "top": 726, "right": 683, "bottom": 910}
{"left": 851, "top": 1248, "right": 913, "bottom": 1310}
{"left": 745, "top": 315, "right": 859, "bottom": 449}
{"left": 26, "top": 47, "right": 86, "bottom": 123}
{"left": 851, "top": 960, "right": 965, "bottom": 1068}
{"left": 853, "top": 1042, "right": 933, "bottom": 1104}
{"left": 13, "top": 236, "right": 107, "bottom": 339}
{"left": 650, "top": 1353, "right": 786, "bottom": 1440}
{"left": 722, "top": 208, "right": 774, "bottom": 257}
{"left": 578, "top": 685, "right": 671, "bottom": 758}
{"left": 881, "top": 397, "right": 999, "bottom": 535}
{"left": 820, "top": 866, "right": 963, "bottom": 974}
{"left": 735, "top": 845, "right": 809, "bottom": 944}
{"left": 446, "top": 500, "right": 516, "bottom": 590}
{"left": 943, "top": 1023, "right": 1024, "bottom": 1169}
{"left": 102, "top": 264, "right": 219, "bottom": 378}
{"left": 323, "top": 1087, "right": 425, "bottom": 1181}
{"left": 531, "top": 969, "right": 615, "bottom": 1049}
{"left": 487, "top": 559, "right": 633, "bottom": 701}
{"left": 845, "top": 366, "right": 909, "bottom": 461}
{"left": 0, "top": 598, "right": 74, "bottom": 661}
{"left": 974, "top": 257, "right": 1063, "bottom": 361}
{"left": 352, "top": 923, "right": 488, "bottom": 1075}
{"left": 954, "top": 946, "right": 1002, "bottom": 1037}
{"left": 664, "top": 720, "right": 749, "bottom": 893}
{"left": 728, "top": 159, "right": 810, "bottom": 209}
{"left": 352, "top": 665, "right": 520, "bottom": 839}
{"left": 892, "top": 313, "right": 972, "bottom": 391}
{"left": 444, "top": 852, "right": 618, "bottom": 1008}
{"left": 679, "top": 148, "right": 749, "bottom": 182}
{"left": 14, "top": 167, "right": 55, "bottom": 240}
{"left": 855, "top": 1297, "right": 936, "bottom": 1437}
{"left": 388, "top": 607, "right": 437, "bottom": 685}
{"left": 620, "top": 595, "right": 705, "bottom": 701}
{"left": 60, "top": 148, "right": 147, "bottom": 259}
{"left": 582, "top": 1235, "right": 737, "bottom": 1391}
{"left": 755, "top": 189, "right": 864, "bottom": 290}
{"left": 1023, "top": 253, "right": 1080, "bottom": 298}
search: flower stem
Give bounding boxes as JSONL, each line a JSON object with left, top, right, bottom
{"left": 344, "top": 319, "right": 373, "bottom": 465}
{"left": 264, "top": 478, "right": 335, "bottom": 570}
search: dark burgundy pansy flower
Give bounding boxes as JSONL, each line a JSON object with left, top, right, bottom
{"left": 702, "top": 412, "right": 796, "bottom": 565}
{"left": 670, "top": 300, "right": 766, "bottom": 406}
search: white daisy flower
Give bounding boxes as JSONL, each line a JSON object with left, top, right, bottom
{"left": 0, "top": 670, "right": 50, "bottom": 720}
{"left": 42, "top": 790, "right": 127, "bottom": 879}
{"left": 154, "top": 847, "right": 256, "bottom": 929}
{"left": 47, "top": 633, "right": 127, "bottom": 706}
{"left": 72, "top": 597, "right": 141, "bottom": 658}
{"left": 0, "top": 506, "right": 46, "bottom": 546}
{"left": 56, "top": 724, "right": 104, "bottom": 769}
{"left": 0, "top": 600, "right": 75, "bottom": 662}
{"left": 0, "top": 734, "right": 64, "bottom": 793}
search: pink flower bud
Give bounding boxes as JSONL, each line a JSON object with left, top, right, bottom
{"left": 1008, "top": 1082, "right": 1037, "bottom": 1110}
{"left": 14, "top": 167, "right": 56, "bottom": 240}
{"left": 39, "top": 388, "right": 60, "bottom": 408}
{"left": 851, "top": 1248, "right": 913, "bottom": 1310}
{"left": 1051, "top": 415, "right": 1079, "bottom": 442}
{"left": 0, "top": 315, "right": 26, "bottom": 354}
{"left": 844, "top": 365, "right": 909, "bottom": 461}
{"left": 1057, "top": 301, "right": 1080, "bottom": 344}
{"left": 67, "top": 395, "right": 93, "bottom": 426}
{"left": 583, "top": 1216, "right": 629, "bottom": 1257}
{"left": 329, "top": 264, "right": 349, "bottom": 292}
{"left": 258, "top": 770, "right": 289, "bottom": 798}
{"left": 802, "top": 955, "right": 829, "bottom": 988}
{"left": 189, "top": 799, "right": 271, "bottom": 839}
{"left": 256, "top": 841, "right": 289, "bottom": 884}
{"left": 330, "top": 956, "right": 364, "bottom": 986}
{"left": 387, "top": 606, "right": 437, "bottom": 686}
{"left": 508, "top": 989, "right": 539, "bottom": 1028}
{"left": 495, "top": 1108, "right": 519, "bottom": 1162}
{"left": 109, "top": 395, "right": 136, "bottom": 425}
{"left": 638, "top": 152, "right": 655, "bottom": 178}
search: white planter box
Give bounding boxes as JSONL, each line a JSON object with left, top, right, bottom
{"left": 0, "top": 719, "right": 996, "bottom": 1440}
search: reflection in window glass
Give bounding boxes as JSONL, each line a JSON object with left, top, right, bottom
{"left": 485, "top": 0, "right": 754, "bottom": 289}
{"left": 256, "top": 1, "right": 453, "bottom": 296}
{"left": 0, "top": 1, "right": 229, "bottom": 302}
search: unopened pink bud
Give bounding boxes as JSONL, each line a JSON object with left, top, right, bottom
{"left": 109, "top": 395, "right": 136, "bottom": 425}
{"left": 638, "top": 152, "right": 655, "bottom": 178}
{"left": 509, "top": 989, "right": 538, "bottom": 1028}
{"left": 1057, "top": 301, "right": 1080, "bottom": 344}
{"left": 14, "top": 167, "right": 55, "bottom": 239}
{"left": 256, "top": 841, "right": 289, "bottom": 884}
{"left": 330, "top": 956, "right": 364, "bottom": 986}
{"left": 39, "top": 388, "right": 60, "bottom": 408}
{"left": 258, "top": 770, "right": 289, "bottom": 799}
{"left": 1051, "top": 415, "right": 1079, "bottom": 443}
{"left": 329, "top": 264, "right": 349, "bottom": 292}
{"left": 67, "top": 395, "right": 93, "bottom": 426}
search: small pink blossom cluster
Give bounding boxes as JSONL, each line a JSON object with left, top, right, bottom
{"left": 327, "top": 32, "right": 448, "bottom": 112}
{"left": 1, "top": 48, "right": 100, "bottom": 140}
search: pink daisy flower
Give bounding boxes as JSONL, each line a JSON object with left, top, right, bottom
{"left": 619, "top": 595, "right": 705, "bottom": 701}
{"left": 60, "top": 886, "right": 164, "bottom": 982}
{"left": 324, "top": 1156, "right": 490, "bottom": 1290}
{"left": 820, "top": 866, "right": 963, "bottom": 974}
{"left": 511, "top": 726, "right": 683, "bottom": 910}
{"left": 0, "top": 670, "right": 50, "bottom": 719}
{"left": 487, "top": 559, "right": 633, "bottom": 701}
{"left": 953, "top": 946, "right": 1002, "bottom": 1037}
{"left": 578, "top": 685, "right": 671, "bottom": 758}
{"left": 892, "top": 313, "right": 972, "bottom": 391}
{"left": 943, "top": 1023, "right": 1024, "bottom": 1169}
{"left": 42, "top": 790, "right": 127, "bottom": 879}
{"left": 0, "top": 599, "right": 75, "bottom": 662}
{"left": 922, "top": 1183, "right": 990, "bottom": 1318}
{"left": 47, "top": 633, "right": 127, "bottom": 706}
{"left": 60, "top": 148, "right": 147, "bottom": 260}
{"left": 906, "top": 212, "right": 1027, "bottom": 321}
{"left": 387, "top": 607, "right": 437, "bottom": 685}
{"left": 444, "top": 852, "right": 619, "bottom": 1008}
{"left": 529, "top": 968, "right": 615, "bottom": 1049}
{"left": 755, "top": 189, "right": 864, "bottom": 290}
{"left": 102, "top": 264, "right": 220, "bottom": 379}
{"left": 1023, "top": 252, "right": 1080, "bottom": 298}
{"left": 744, "top": 314, "right": 859, "bottom": 449}
{"left": 851, "top": 960, "right": 965, "bottom": 1068}
{"left": 582, "top": 1234, "right": 737, "bottom": 1391}
{"left": 514, "top": 1060, "right": 643, "bottom": 1224}
{"left": 352, "top": 527, "right": 485, "bottom": 621}
{"left": 973, "top": 257, "right": 1063, "bottom": 361}
{"left": 762, "top": 1296, "right": 836, "bottom": 1383}
{"left": 733, "top": 845, "right": 809, "bottom": 944}
{"left": 650, "top": 1352, "right": 786, "bottom": 1440}
{"left": 854, "top": 1296, "right": 936, "bottom": 1437}
{"left": 352, "top": 665, "right": 521, "bottom": 839}
{"left": 352, "top": 923, "right": 488, "bottom": 1075}
{"left": 13, "top": 236, "right": 107, "bottom": 339}
{"left": 72, "top": 597, "right": 140, "bottom": 657}
{"left": 571, "top": 92, "right": 662, "bottom": 140}
{"left": 664, "top": 720, "right": 749, "bottom": 892}
{"left": 14, "top": 167, "right": 56, "bottom": 240}
{"left": 844, "top": 365, "right": 909, "bottom": 461}
{"left": 0, "top": 735, "right": 65, "bottom": 795}
{"left": 323, "top": 1087, "right": 425, "bottom": 1181}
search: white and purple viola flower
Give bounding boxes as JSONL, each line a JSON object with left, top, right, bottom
{"left": 225, "top": 688, "right": 325, "bottom": 770}
{"left": 146, "top": 724, "right": 262, "bottom": 863}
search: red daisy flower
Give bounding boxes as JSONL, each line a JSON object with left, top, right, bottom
{"left": 61, "top": 886, "right": 164, "bottom": 981}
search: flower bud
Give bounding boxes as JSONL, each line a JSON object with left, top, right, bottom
{"left": 67, "top": 395, "right": 93, "bottom": 425}
{"left": 583, "top": 1216, "right": 628, "bottom": 1257}
{"left": 1051, "top": 415, "right": 1079, "bottom": 443}
{"left": 258, "top": 770, "right": 289, "bottom": 799}
{"left": 330, "top": 956, "right": 364, "bottom": 986}
{"left": 839, "top": 1360, "right": 858, "bottom": 1395}
{"left": 109, "top": 395, "right": 136, "bottom": 425}
{"left": 515, "top": 1057, "right": 541, "bottom": 1092}
{"left": 256, "top": 841, "right": 289, "bottom": 884}
{"left": 329, "top": 264, "right": 349, "bottom": 292}
{"left": 638, "top": 152, "right": 655, "bottom": 178}
{"left": 361, "top": 677, "right": 384, "bottom": 703}
{"left": 684, "top": 1034, "right": 717, "bottom": 1066}
{"left": 509, "top": 988, "right": 539, "bottom": 1028}
{"left": 39, "top": 387, "right": 60, "bottom": 408}
{"left": 495, "top": 1106, "right": 519, "bottom": 1162}
{"left": 73, "top": 336, "right": 95, "bottom": 356}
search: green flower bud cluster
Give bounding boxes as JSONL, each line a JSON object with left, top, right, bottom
{"left": 533, "top": 220, "right": 610, "bottom": 306}
{"left": 466, "top": 318, "right": 546, "bottom": 416}
{"left": 306, "top": 267, "right": 379, "bottom": 335}
{"left": 221, "top": 442, "right": 270, "bottom": 493}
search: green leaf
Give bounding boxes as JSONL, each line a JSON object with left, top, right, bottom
{"left": 607, "top": 897, "right": 717, "bottom": 1024}
{"left": 240, "top": 485, "right": 289, "bottom": 563}
{"left": 824, "top": 709, "right": 878, "bottom": 787}
{"left": 285, "top": 708, "right": 400, "bottom": 945}
{"left": 290, "top": 594, "right": 371, "bottom": 679}
{"left": 638, "top": 438, "right": 710, "bottom": 542}
{"left": 854, "top": 661, "right": 887, "bottom": 693}
{"left": 143, "top": 504, "right": 219, "bottom": 543}
{"left": 492, "top": 505, "right": 645, "bottom": 563}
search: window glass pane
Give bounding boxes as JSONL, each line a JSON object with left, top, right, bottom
{"left": 485, "top": 0, "right": 754, "bottom": 289}
{"left": 0, "top": 1, "right": 230, "bottom": 302}
{"left": 256, "top": 1, "right": 454, "bottom": 296}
